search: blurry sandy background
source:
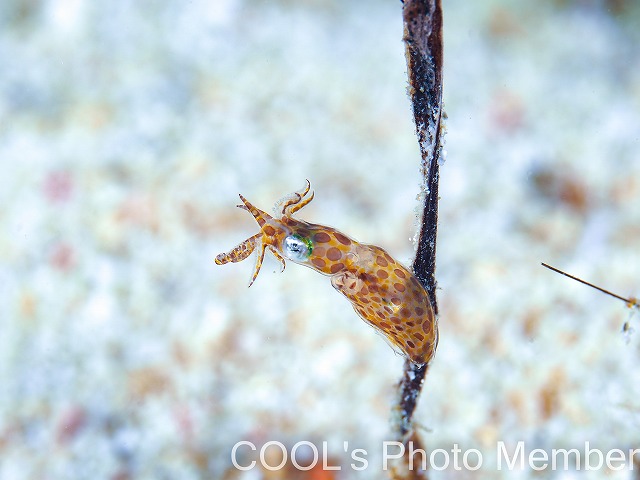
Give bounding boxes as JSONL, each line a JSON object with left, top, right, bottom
{"left": 1, "top": 0, "right": 639, "bottom": 478}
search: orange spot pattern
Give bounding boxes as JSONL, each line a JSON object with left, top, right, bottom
{"left": 215, "top": 182, "right": 438, "bottom": 365}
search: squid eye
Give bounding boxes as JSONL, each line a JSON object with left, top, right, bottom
{"left": 283, "top": 234, "right": 312, "bottom": 261}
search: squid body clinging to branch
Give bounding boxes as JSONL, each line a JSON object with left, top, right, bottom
{"left": 215, "top": 181, "right": 438, "bottom": 365}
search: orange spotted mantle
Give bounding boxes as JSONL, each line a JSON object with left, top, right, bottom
{"left": 215, "top": 181, "right": 438, "bottom": 365}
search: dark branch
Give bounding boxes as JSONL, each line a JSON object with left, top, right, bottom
{"left": 395, "top": 0, "right": 443, "bottom": 443}
{"left": 404, "top": 0, "right": 443, "bottom": 303}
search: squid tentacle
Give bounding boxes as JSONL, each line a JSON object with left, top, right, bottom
{"left": 215, "top": 233, "right": 260, "bottom": 265}
{"left": 248, "top": 241, "right": 267, "bottom": 287}
{"left": 279, "top": 179, "right": 313, "bottom": 217}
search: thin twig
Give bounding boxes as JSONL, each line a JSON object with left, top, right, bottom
{"left": 389, "top": 0, "right": 443, "bottom": 478}
{"left": 541, "top": 262, "right": 635, "bottom": 306}
{"left": 397, "top": 0, "right": 443, "bottom": 435}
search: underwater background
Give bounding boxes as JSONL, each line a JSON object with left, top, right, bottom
{"left": 1, "top": 0, "right": 639, "bottom": 478}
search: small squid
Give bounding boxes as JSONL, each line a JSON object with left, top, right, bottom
{"left": 216, "top": 181, "right": 438, "bottom": 365}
